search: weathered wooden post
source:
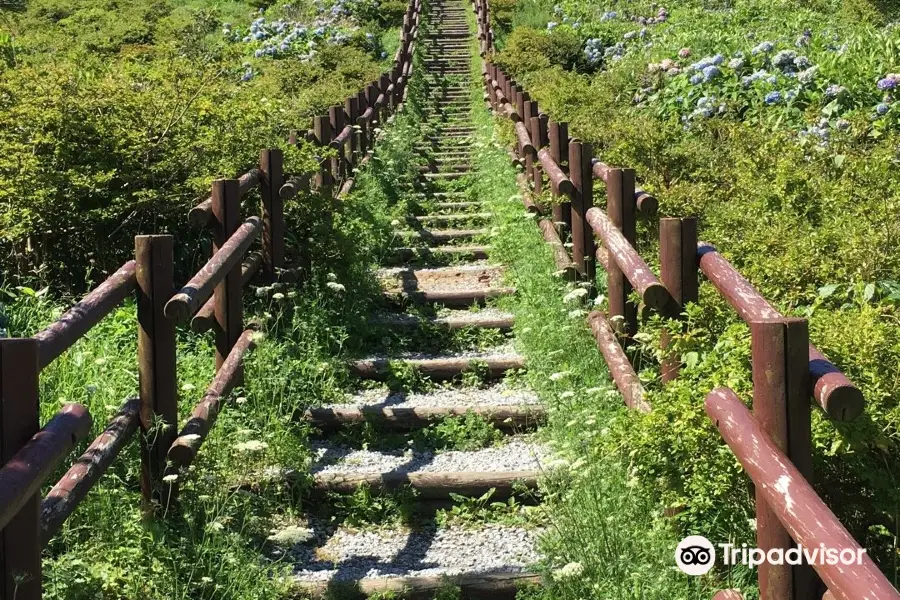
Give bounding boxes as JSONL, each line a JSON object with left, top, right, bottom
{"left": 548, "top": 120, "right": 570, "bottom": 237}
{"left": 259, "top": 149, "right": 284, "bottom": 281}
{"left": 659, "top": 217, "right": 698, "bottom": 382}
{"left": 357, "top": 90, "right": 369, "bottom": 156}
{"left": 569, "top": 139, "right": 595, "bottom": 282}
{"left": 532, "top": 114, "right": 549, "bottom": 193}
{"left": 522, "top": 99, "right": 535, "bottom": 182}
{"left": 0, "top": 338, "right": 40, "bottom": 600}
{"left": 606, "top": 167, "right": 637, "bottom": 337}
{"left": 314, "top": 114, "right": 334, "bottom": 199}
{"left": 750, "top": 318, "right": 814, "bottom": 600}
{"left": 211, "top": 180, "right": 243, "bottom": 374}
{"left": 329, "top": 105, "right": 345, "bottom": 181}
{"left": 345, "top": 96, "right": 359, "bottom": 168}
{"left": 135, "top": 234, "right": 177, "bottom": 509}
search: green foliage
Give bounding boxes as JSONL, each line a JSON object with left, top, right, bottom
{"left": 414, "top": 412, "right": 505, "bottom": 451}
{"left": 494, "top": 26, "right": 586, "bottom": 76}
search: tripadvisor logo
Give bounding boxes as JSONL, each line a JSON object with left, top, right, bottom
{"left": 675, "top": 536, "right": 868, "bottom": 576}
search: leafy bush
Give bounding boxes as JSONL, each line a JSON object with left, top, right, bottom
{"left": 494, "top": 26, "right": 587, "bottom": 76}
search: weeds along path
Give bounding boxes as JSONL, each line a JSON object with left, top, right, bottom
{"left": 290, "top": 0, "right": 546, "bottom": 596}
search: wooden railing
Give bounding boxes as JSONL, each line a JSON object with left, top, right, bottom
{"left": 477, "top": 4, "right": 897, "bottom": 595}
{"left": 0, "top": 3, "right": 422, "bottom": 597}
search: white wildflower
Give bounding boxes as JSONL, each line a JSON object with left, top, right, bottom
{"left": 234, "top": 440, "right": 269, "bottom": 453}
{"left": 560, "top": 391, "right": 575, "bottom": 399}
{"left": 563, "top": 288, "right": 588, "bottom": 303}
{"left": 567, "top": 309, "right": 585, "bottom": 319}
{"left": 181, "top": 383, "right": 196, "bottom": 392}
{"left": 549, "top": 371, "right": 571, "bottom": 382}
{"left": 552, "top": 562, "right": 584, "bottom": 580}
{"left": 326, "top": 272, "right": 338, "bottom": 282}
{"left": 326, "top": 281, "right": 346, "bottom": 293}
{"left": 162, "top": 474, "right": 179, "bottom": 483}
{"left": 235, "top": 396, "right": 248, "bottom": 405}
{"left": 267, "top": 525, "right": 315, "bottom": 545}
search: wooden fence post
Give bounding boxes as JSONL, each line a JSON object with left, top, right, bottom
{"left": 329, "top": 105, "right": 345, "bottom": 182}
{"left": 522, "top": 100, "right": 535, "bottom": 182}
{"left": 314, "top": 115, "right": 334, "bottom": 197}
{"left": 357, "top": 90, "right": 369, "bottom": 157}
{"left": 659, "top": 217, "right": 698, "bottom": 382}
{"left": 750, "top": 318, "right": 814, "bottom": 600}
{"left": 606, "top": 167, "right": 637, "bottom": 337}
{"left": 135, "top": 234, "right": 177, "bottom": 510}
{"left": 345, "top": 96, "right": 359, "bottom": 168}
{"left": 211, "top": 180, "right": 243, "bottom": 375}
{"left": 260, "top": 149, "right": 284, "bottom": 282}
{"left": 367, "top": 83, "right": 380, "bottom": 131}
{"left": 0, "top": 338, "right": 40, "bottom": 600}
{"left": 532, "top": 114, "right": 548, "bottom": 194}
{"left": 548, "top": 120, "right": 570, "bottom": 237}
{"left": 568, "top": 139, "right": 595, "bottom": 282}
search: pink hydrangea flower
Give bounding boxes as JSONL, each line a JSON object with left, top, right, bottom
{"left": 678, "top": 47, "right": 691, "bottom": 59}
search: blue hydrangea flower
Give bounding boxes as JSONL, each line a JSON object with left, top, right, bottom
{"left": 825, "top": 84, "right": 845, "bottom": 98}
{"left": 689, "top": 73, "right": 703, "bottom": 85}
{"left": 702, "top": 65, "right": 721, "bottom": 82}
{"left": 876, "top": 103, "right": 891, "bottom": 115}
{"left": 764, "top": 91, "right": 782, "bottom": 105}
{"left": 797, "top": 67, "right": 817, "bottom": 85}
{"left": 624, "top": 30, "right": 637, "bottom": 40}
{"left": 547, "top": 21, "right": 558, "bottom": 30}
{"left": 752, "top": 41, "right": 774, "bottom": 54}
{"left": 728, "top": 58, "right": 745, "bottom": 70}
{"left": 772, "top": 50, "right": 798, "bottom": 69}
{"left": 835, "top": 119, "right": 850, "bottom": 131}
{"left": 742, "top": 69, "right": 769, "bottom": 87}
{"left": 600, "top": 11, "right": 617, "bottom": 21}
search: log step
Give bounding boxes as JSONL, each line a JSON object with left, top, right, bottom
{"left": 349, "top": 354, "right": 525, "bottom": 381}
{"left": 292, "top": 571, "right": 541, "bottom": 600}
{"left": 382, "top": 287, "right": 516, "bottom": 308}
{"left": 398, "top": 228, "right": 488, "bottom": 243}
{"left": 302, "top": 404, "right": 545, "bottom": 432}
{"left": 413, "top": 212, "right": 491, "bottom": 224}
{"left": 389, "top": 245, "right": 491, "bottom": 263}
{"left": 313, "top": 470, "right": 538, "bottom": 498}
{"left": 369, "top": 308, "right": 514, "bottom": 330}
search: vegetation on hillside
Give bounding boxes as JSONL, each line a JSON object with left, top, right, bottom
{"left": 488, "top": 0, "right": 900, "bottom": 594}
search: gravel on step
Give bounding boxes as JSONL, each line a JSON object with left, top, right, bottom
{"left": 369, "top": 306, "right": 514, "bottom": 328}
{"left": 357, "top": 341, "right": 520, "bottom": 362}
{"left": 310, "top": 437, "right": 547, "bottom": 476}
{"left": 339, "top": 381, "right": 540, "bottom": 409}
{"left": 289, "top": 523, "right": 540, "bottom": 582}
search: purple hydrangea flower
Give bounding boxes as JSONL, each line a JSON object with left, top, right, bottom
{"left": 825, "top": 84, "right": 845, "bottom": 98}
{"left": 877, "top": 75, "right": 900, "bottom": 91}
{"left": 876, "top": 103, "right": 891, "bottom": 116}
{"left": 728, "top": 58, "right": 745, "bottom": 70}
{"left": 752, "top": 41, "right": 774, "bottom": 54}
{"left": 689, "top": 73, "right": 703, "bottom": 85}
{"left": 679, "top": 47, "right": 691, "bottom": 58}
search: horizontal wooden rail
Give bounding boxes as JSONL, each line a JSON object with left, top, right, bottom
{"left": 586, "top": 207, "right": 671, "bottom": 312}
{"left": 514, "top": 122, "right": 534, "bottom": 155}
{"left": 539, "top": 218, "right": 576, "bottom": 280}
{"left": 537, "top": 149, "right": 573, "bottom": 195}
{"left": 330, "top": 125, "right": 354, "bottom": 149}
{"left": 697, "top": 242, "right": 863, "bottom": 421}
{"left": 189, "top": 169, "right": 260, "bottom": 227}
{"left": 165, "top": 217, "right": 262, "bottom": 322}
{"left": 191, "top": 251, "right": 263, "bottom": 333}
{"left": 167, "top": 329, "right": 256, "bottom": 470}
{"left": 592, "top": 160, "right": 658, "bottom": 217}
{"left": 705, "top": 388, "right": 900, "bottom": 600}
{"left": 0, "top": 404, "right": 92, "bottom": 533}
{"left": 280, "top": 173, "right": 311, "bottom": 200}
{"left": 40, "top": 398, "right": 139, "bottom": 545}
{"left": 34, "top": 261, "right": 137, "bottom": 370}
{"left": 587, "top": 312, "right": 651, "bottom": 412}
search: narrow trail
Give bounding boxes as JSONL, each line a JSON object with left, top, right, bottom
{"left": 289, "top": 1, "right": 545, "bottom": 597}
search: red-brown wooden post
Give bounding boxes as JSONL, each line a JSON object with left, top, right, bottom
{"left": 532, "top": 114, "right": 549, "bottom": 193}
{"left": 211, "top": 180, "right": 243, "bottom": 374}
{"left": 379, "top": 74, "right": 391, "bottom": 118}
{"left": 345, "top": 96, "right": 359, "bottom": 168}
{"left": 606, "top": 168, "right": 637, "bottom": 337}
{"left": 569, "top": 139, "right": 595, "bottom": 282}
{"left": 314, "top": 115, "right": 334, "bottom": 196}
{"left": 357, "top": 90, "right": 369, "bottom": 156}
{"left": 548, "top": 120, "right": 570, "bottom": 237}
{"left": 259, "top": 149, "right": 284, "bottom": 281}
{"left": 329, "top": 105, "right": 345, "bottom": 182}
{"left": 750, "top": 318, "right": 814, "bottom": 600}
{"left": 522, "top": 100, "right": 535, "bottom": 182}
{"left": 0, "top": 338, "right": 40, "bottom": 600}
{"left": 659, "top": 217, "right": 698, "bottom": 382}
{"left": 367, "top": 83, "right": 380, "bottom": 131}
{"left": 135, "top": 234, "right": 177, "bottom": 509}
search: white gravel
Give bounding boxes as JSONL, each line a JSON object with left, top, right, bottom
{"left": 357, "top": 342, "right": 521, "bottom": 362}
{"left": 290, "top": 523, "right": 540, "bottom": 582}
{"left": 310, "top": 437, "right": 547, "bottom": 476}
{"left": 338, "top": 381, "right": 540, "bottom": 409}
